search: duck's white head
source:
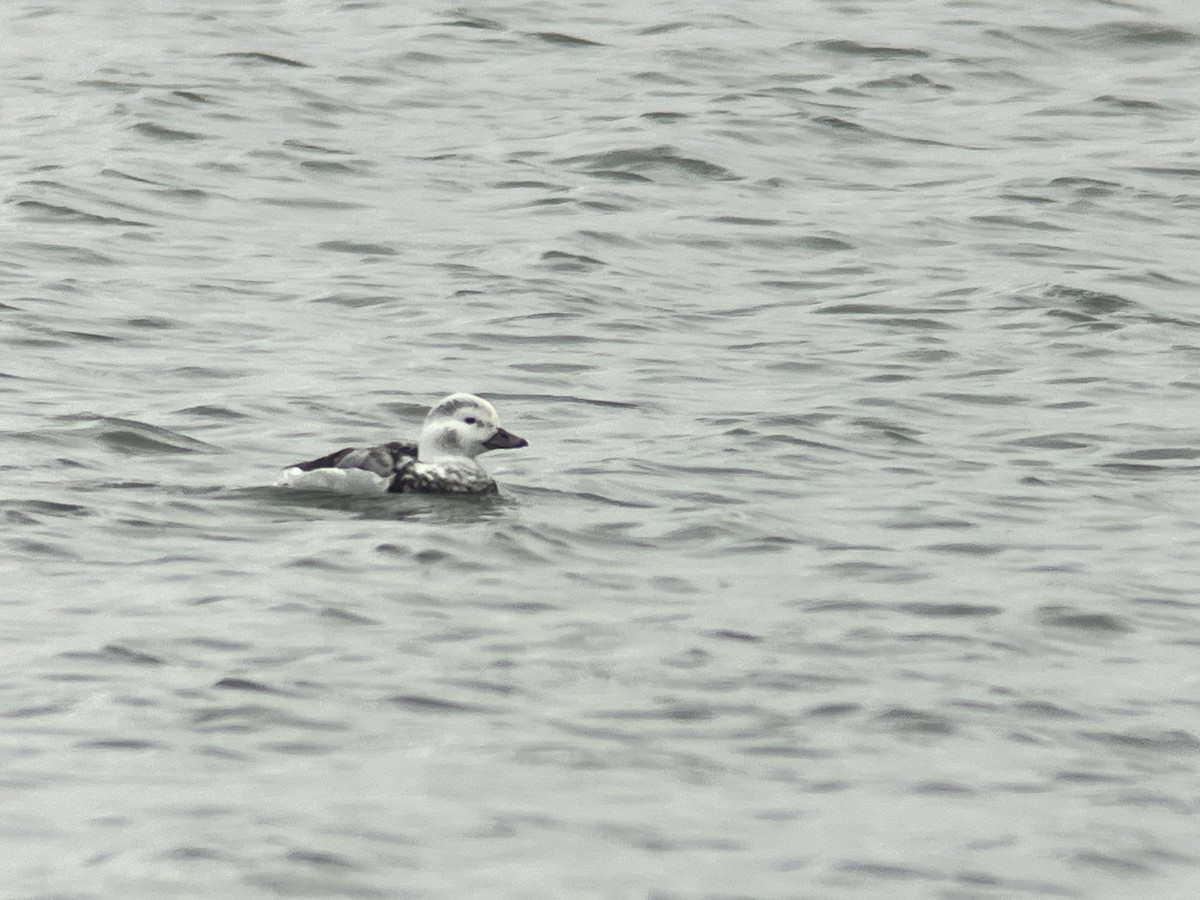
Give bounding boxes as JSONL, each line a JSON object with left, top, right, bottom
{"left": 417, "top": 393, "right": 528, "bottom": 462}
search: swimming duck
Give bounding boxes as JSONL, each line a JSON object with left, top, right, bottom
{"left": 278, "top": 393, "right": 527, "bottom": 494}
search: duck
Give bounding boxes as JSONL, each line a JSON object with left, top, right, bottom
{"left": 277, "top": 393, "right": 527, "bottom": 494}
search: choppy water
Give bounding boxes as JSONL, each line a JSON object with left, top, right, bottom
{"left": 5, "top": 1, "right": 1200, "bottom": 897}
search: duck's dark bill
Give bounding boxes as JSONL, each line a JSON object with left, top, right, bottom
{"left": 482, "top": 428, "right": 528, "bottom": 450}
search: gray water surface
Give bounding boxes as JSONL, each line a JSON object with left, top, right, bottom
{"left": 4, "top": 1, "right": 1200, "bottom": 897}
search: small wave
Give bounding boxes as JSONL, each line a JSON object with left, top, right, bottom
{"left": 219, "top": 51, "right": 311, "bottom": 67}
{"left": 316, "top": 241, "right": 398, "bottom": 257}
{"left": 131, "top": 122, "right": 205, "bottom": 142}
{"left": 557, "top": 145, "right": 738, "bottom": 181}
{"left": 14, "top": 201, "right": 150, "bottom": 228}
{"left": 526, "top": 31, "right": 604, "bottom": 48}
{"left": 61, "top": 415, "right": 222, "bottom": 456}
{"left": 815, "top": 39, "right": 930, "bottom": 59}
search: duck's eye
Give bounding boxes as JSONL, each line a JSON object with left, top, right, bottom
{"left": 464, "top": 416, "right": 477, "bottom": 425}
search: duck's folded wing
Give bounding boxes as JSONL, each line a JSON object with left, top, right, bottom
{"left": 289, "top": 441, "right": 418, "bottom": 477}
{"left": 290, "top": 446, "right": 355, "bottom": 472}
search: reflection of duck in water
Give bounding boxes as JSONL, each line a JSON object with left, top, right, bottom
{"left": 278, "top": 393, "right": 528, "bottom": 494}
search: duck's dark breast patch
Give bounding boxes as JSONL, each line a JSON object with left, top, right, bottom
{"left": 388, "top": 461, "right": 498, "bottom": 494}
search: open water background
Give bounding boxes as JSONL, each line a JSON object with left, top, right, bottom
{"left": 4, "top": 1, "right": 1200, "bottom": 897}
